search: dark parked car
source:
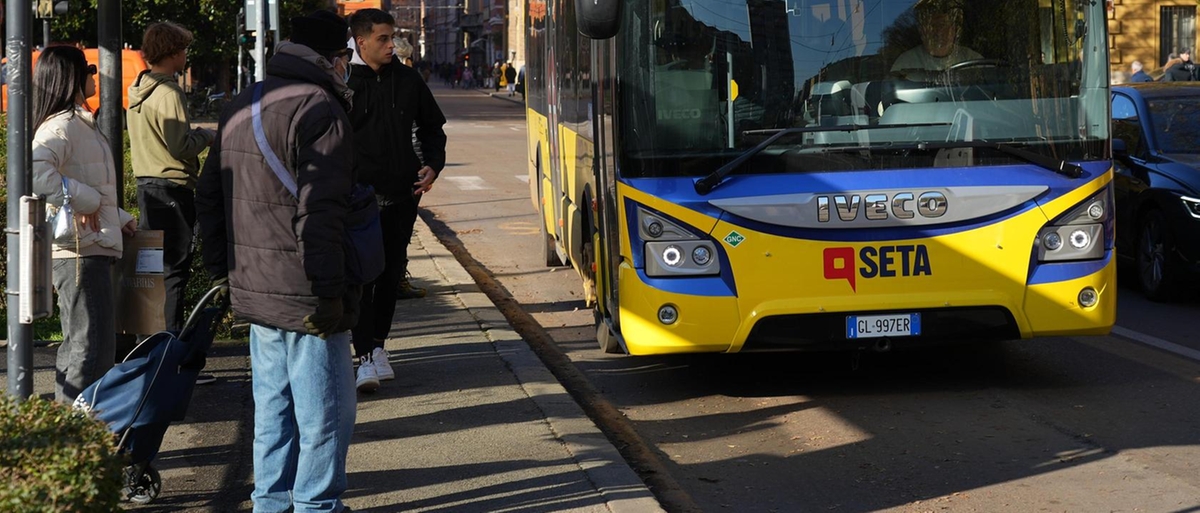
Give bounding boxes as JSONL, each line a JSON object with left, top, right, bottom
{"left": 1111, "top": 84, "right": 1200, "bottom": 300}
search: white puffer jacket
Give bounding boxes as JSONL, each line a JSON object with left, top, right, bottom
{"left": 32, "top": 107, "right": 134, "bottom": 259}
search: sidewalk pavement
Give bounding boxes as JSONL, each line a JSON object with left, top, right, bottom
{"left": 473, "top": 86, "right": 525, "bottom": 106}
{"left": 1, "top": 217, "right": 663, "bottom": 512}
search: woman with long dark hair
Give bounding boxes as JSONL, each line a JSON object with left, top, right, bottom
{"left": 31, "top": 45, "right": 137, "bottom": 402}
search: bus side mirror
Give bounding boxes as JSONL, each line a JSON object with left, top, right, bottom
{"left": 1112, "top": 138, "right": 1128, "bottom": 159}
{"left": 576, "top": 0, "right": 622, "bottom": 39}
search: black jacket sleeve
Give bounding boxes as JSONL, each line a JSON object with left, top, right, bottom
{"left": 414, "top": 79, "right": 448, "bottom": 173}
{"left": 294, "top": 102, "right": 352, "bottom": 299}
{"left": 196, "top": 125, "right": 228, "bottom": 281}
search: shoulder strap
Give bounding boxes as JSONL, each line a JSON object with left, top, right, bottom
{"left": 251, "top": 83, "right": 298, "bottom": 198}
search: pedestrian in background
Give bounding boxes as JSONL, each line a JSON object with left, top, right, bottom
{"left": 31, "top": 45, "right": 137, "bottom": 402}
{"left": 1129, "top": 60, "right": 1153, "bottom": 83}
{"left": 127, "top": 23, "right": 217, "bottom": 386}
{"left": 347, "top": 8, "right": 447, "bottom": 393}
{"left": 1163, "top": 48, "right": 1197, "bottom": 81}
{"left": 196, "top": 10, "right": 359, "bottom": 512}
{"left": 504, "top": 61, "right": 517, "bottom": 96}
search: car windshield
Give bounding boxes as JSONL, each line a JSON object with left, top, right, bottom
{"left": 1148, "top": 97, "right": 1200, "bottom": 154}
{"left": 616, "top": 0, "right": 1110, "bottom": 178}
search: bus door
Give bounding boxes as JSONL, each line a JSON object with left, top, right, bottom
{"left": 593, "top": 39, "right": 621, "bottom": 331}
{"left": 545, "top": 3, "right": 566, "bottom": 253}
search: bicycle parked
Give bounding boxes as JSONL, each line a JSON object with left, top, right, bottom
{"left": 187, "top": 86, "right": 228, "bottom": 120}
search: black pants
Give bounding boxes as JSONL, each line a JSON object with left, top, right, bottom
{"left": 137, "top": 178, "right": 196, "bottom": 332}
{"left": 352, "top": 194, "right": 419, "bottom": 357}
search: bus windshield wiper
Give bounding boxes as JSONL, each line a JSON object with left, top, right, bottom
{"left": 921, "top": 140, "right": 1084, "bottom": 179}
{"left": 693, "top": 123, "right": 950, "bottom": 195}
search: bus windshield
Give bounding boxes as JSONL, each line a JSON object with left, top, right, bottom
{"left": 617, "top": 0, "right": 1110, "bottom": 178}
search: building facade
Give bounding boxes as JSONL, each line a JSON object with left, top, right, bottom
{"left": 1110, "top": 0, "right": 1198, "bottom": 81}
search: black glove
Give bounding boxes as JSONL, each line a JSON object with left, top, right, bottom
{"left": 212, "top": 276, "right": 230, "bottom": 305}
{"left": 335, "top": 285, "right": 363, "bottom": 334}
{"left": 303, "top": 297, "right": 344, "bottom": 339}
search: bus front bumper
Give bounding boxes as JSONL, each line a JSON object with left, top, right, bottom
{"left": 616, "top": 257, "right": 1115, "bottom": 355}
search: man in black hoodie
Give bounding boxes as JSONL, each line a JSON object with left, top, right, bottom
{"left": 347, "top": 8, "right": 447, "bottom": 392}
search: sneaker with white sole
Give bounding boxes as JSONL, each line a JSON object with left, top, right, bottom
{"left": 355, "top": 355, "right": 380, "bottom": 393}
{"left": 372, "top": 347, "right": 395, "bottom": 381}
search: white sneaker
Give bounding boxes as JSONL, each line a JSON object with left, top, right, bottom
{"left": 372, "top": 347, "right": 395, "bottom": 381}
{"left": 355, "top": 355, "right": 380, "bottom": 393}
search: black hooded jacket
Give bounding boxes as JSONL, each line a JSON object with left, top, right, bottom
{"left": 348, "top": 56, "right": 447, "bottom": 198}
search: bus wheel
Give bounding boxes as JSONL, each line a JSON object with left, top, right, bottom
{"left": 581, "top": 204, "right": 598, "bottom": 307}
{"left": 595, "top": 309, "right": 622, "bottom": 354}
{"left": 539, "top": 179, "right": 564, "bottom": 267}
{"left": 1137, "top": 209, "right": 1181, "bottom": 301}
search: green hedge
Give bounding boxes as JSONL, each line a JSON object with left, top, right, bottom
{"left": 0, "top": 396, "right": 124, "bottom": 512}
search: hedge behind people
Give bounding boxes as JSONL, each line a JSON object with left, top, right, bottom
{"left": 0, "top": 396, "right": 124, "bottom": 512}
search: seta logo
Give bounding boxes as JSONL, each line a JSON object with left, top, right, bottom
{"left": 823, "top": 245, "right": 933, "bottom": 292}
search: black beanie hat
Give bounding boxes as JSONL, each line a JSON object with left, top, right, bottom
{"left": 290, "top": 10, "right": 349, "bottom": 57}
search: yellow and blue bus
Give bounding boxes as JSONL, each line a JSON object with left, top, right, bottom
{"left": 525, "top": 0, "right": 1115, "bottom": 355}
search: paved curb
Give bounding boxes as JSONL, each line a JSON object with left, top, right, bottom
{"left": 414, "top": 218, "right": 666, "bottom": 513}
{"left": 474, "top": 87, "right": 525, "bottom": 106}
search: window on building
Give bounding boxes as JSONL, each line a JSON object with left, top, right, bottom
{"left": 1161, "top": 6, "right": 1196, "bottom": 66}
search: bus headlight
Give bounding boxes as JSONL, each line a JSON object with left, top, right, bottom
{"left": 638, "top": 207, "right": 721, "bottom": 277}
{"left": 646, "top": 241, "right": 720, "bottom": 276}
{"left": 1043, "top": 232, "right": 1063, "bottom": 251}
{"left": 662, "top": 245, "right": 684, "bottom": 267}
{"left": 1036, "top": 187, "right": 1111, "bottom": 262}
{"left": 1068, "top": 229, "right": 1090, "bottom": 249}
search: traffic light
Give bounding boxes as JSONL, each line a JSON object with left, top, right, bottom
{"left": 237, "top": 8, "right": 256, "bottom": 46}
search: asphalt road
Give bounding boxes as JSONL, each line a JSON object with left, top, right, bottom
{"left": 421, "top": 83, "right": 1200, "bottom": 512}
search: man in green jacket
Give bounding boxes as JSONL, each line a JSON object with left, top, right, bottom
{"left": 127, "top": 22, "right": 215, "bottom": 346}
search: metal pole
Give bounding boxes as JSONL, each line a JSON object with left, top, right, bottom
{"left": 42, "top": 19, "right": 48, "bottom": 48}
{"left": 254, "top": 0, "right": 266, "bottom": 85}
{"left": 237, "top": 46, "right": 244, "bottom": 95}
{"left": 97, "top": 0, "right": 122, "bottom": 207}
{"left": 7, "top": 0, "right": 34, "bottom": 400}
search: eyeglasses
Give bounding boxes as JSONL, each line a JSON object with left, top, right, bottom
{"left": 86, "top": 64, "right": 97, "bottom": 75}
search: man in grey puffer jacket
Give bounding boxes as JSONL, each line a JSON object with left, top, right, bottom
{"left": 195, "top": 10, "right": 360, "bottom": 512}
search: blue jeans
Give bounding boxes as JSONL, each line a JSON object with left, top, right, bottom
{"left": 250, "top": 325, "right": 355, "bottom": 513}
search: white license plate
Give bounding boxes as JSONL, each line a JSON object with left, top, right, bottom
{"left": 846, "top": 313, "right": 921, "bottom": 339}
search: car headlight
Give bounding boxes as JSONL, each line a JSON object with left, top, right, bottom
{"left": 1036, "top": 187, "right": 1111, "bottom": 262}
{"left": 638, "top": 207, "right": 721, "bottom": 277}
{"left": 1182, "top": 195, "right": 1200, "bottom": 219}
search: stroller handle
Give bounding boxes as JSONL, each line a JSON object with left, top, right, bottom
{"left": 181, "top": 285, "right": 228, "bottom": 336}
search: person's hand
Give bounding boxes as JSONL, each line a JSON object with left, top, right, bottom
{"left": 303, "top": 297, "right": 344, "bottom": 339}
{"left": 76, "top": 212, "right": 100, "bottom": 232}
{"left": 413, "top": 166, "right": 436, "bottom": 195}
{"left": 211, "top": 275, "right": 230, "bottom": 305}
{"left": 121, "top": 219, "right": 137, "bottom": 237}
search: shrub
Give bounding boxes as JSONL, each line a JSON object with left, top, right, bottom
{"left": 0, "top": 396, "right": 124, "bottom": 512}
